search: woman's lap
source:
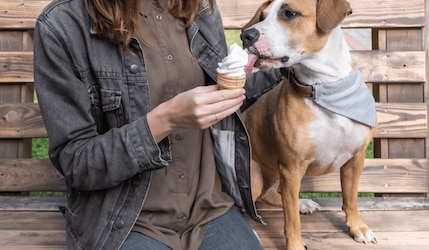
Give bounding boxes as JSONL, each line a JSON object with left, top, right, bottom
{"left": 121, "top": 206, "right": 262, "bottom": 250}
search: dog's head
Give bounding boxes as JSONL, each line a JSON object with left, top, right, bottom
{"left": 241, "top": 0, "right": 352, "bottom": 75}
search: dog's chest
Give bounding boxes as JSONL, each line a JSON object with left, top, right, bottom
{"left": 304, "top": 99, "right": 368, "bottom": 169}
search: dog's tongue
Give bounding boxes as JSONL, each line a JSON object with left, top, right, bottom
{"left": 245, "top": 53, "right": 258, "bottom": 77}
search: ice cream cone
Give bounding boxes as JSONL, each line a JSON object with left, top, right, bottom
{"left": 217, "top": 73, "right": 246, "bottom": 90}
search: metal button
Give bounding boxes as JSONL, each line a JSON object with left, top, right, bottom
{"left": 166, "top": 54, "right": 173, "bottom": 61}
{"left": 156, "top": 15, "right": 162, "bottom": 21}
{"left": 130, "top": 64, "right": 139, "bottom": 73}
{"left": 181, "top": 214, "right": 187, "bottom": 220}
{"left": 179, "top": 172, "right": 185, "bottom": 179}
{"left": 115, "top": 220, "right": 125, "bottom": 229}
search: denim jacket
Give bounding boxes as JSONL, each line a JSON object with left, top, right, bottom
{"left": 34, "top": 0, "right": 283, "bottom": 249}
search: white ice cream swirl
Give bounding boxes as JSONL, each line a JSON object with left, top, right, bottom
{"left": 217, "top": 43, "right": 247, "bottom": 78}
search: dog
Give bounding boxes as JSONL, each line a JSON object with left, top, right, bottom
{"left": 240, "top": 0, "right": 378, "bottom": 249}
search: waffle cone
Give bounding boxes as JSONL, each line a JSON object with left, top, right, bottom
{"left": 217, "top": 73, "right": 246, "bottom": 90}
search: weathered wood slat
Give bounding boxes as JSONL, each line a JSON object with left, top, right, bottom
{"left": 353, "top": 51, "right": 426, "bottom": 83}
{"left": 0, "top": 211, "right": 65, "bottom": 230}
{"left": 0, "top": 102, "right": 425, "bottom": 139}
{"left": 0, "top": 200, "right": 428, "bottom": 250}
{"left": 0, "top": 230, "right": 66, "bottom": 249}
{"left": 0, "top": 0, "right": 51, "bottom": 30}
{"left": 0, "top": 103, "right": 47, "bottom": 138}
{"left": 375, "top": 103, "right": 427, "bottom": 138}
{"left": 257, "top": 197, "right": 429, "bottom": 211}
{"left": 247, "top": 209, "right": 429, "bottom": 249}
{"left": 217, "top": 0, "right": 425, "bottom": 29}
{"left": 0, "top": 158, "right": 426, "bottom": 193}
{"left": 0, "top": 159, "right": 64, "bottom": 192}
{"left": 0, "top": 52, "right": 33, "bottom": 83}
{"left": 301, "top": 158, "right": 428, "bottom": 193}
{"left": 0, "top": 0, "right": 425, "bottom": 30}
{"left": 1, "top": 50, "right": 425, "bottom": 83}
{"left": 0, "top": 196, "right": 65, "bottom": 211}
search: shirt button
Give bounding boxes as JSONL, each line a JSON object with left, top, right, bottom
{"left": 181, "top": 215, "right": 187, "bottom": 220}
{"left": 156, "top": 15, "right": 162, "bottom": 21}
{"left": 130, "top": 64, "right": 139, "bottom": 73}
{"left": 166, "top": 54, "right": 173, "bottom": 61}
{"left": 179, "top": 172, "right": 185, "bottom": 179}
{"left": 174, "top": 134, "right": 182, "bottom": 140}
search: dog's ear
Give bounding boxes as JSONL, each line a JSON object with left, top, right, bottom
{"left": 242, "top": 0, "right": 273, "bottom": 31}
{"left": 316, "top": 0, "right": 352, "bottom": 33}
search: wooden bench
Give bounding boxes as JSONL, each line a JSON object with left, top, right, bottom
{"left": 1, "top": 0, "right": 428, "bottom": 249}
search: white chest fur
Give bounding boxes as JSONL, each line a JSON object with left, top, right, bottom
{"left": 304, "top": 98, "right": 368, "bottom": 170}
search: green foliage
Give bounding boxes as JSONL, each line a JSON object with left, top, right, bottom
{"left": 32, "top": 138, "right": 49, "bottom": 159}
{"left": 225, "top": 29, "right": 242, "bottom": 47}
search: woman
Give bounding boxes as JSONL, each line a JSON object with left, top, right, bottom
{"left": 34, "top": 0, "right": 284, "bottom": 249}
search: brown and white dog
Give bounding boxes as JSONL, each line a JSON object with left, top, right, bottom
{"left": 241, "top": 0, "right": 377, "bottom": 249}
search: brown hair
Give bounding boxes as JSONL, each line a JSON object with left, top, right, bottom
{"left": 83, "top": 0, "right": 213, "bottom": 50}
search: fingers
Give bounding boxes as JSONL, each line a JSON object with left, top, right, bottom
{"left": 200, "top": 97, "right": 245, "bottom": 129}
{"left": 205, "top": 88, "right": 246, "bottom": 104}
{"left": 162, "top": 85, "right": 246, "bottom": 130}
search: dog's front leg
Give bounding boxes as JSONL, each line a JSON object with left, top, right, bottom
{"left": 279, "top": 164, "right": 307, "bottom": 250}
{"left": 340, "top": 152, "right": 377, "bottom": 244}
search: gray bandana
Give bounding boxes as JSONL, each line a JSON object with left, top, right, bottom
{"left": 311, "top": 68, "right": 376, "bottom": 128}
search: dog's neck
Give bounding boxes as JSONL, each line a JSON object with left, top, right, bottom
{"left": 292, "top": 27, "right": 353, "bottom": 85}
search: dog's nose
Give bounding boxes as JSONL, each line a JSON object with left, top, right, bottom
{"left": 240, "top": 28, "right": 260, "bottom": 48}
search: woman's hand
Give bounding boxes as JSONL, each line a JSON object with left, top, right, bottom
{"left": 147, "top": 85, "right": 246, "bottom": 142}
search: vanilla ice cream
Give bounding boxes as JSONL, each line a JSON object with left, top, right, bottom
{"left": 217, "top": 43, "right": 248, "bottom": 89}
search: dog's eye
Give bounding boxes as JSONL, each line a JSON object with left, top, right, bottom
{"left": 280, "top": 9, "right": 300, "bottom": 20}
{"left": 259, "top": 11, "right": 266, "bottom": 21}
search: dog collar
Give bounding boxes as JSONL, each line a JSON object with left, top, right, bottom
{"left": 288, "top": 71, "right": 315, "bottom": 98}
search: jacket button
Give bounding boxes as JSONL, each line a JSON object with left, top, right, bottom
{"left": 239, "top": 135, "right": 247, "bottom": 141}
{"left": 130, "top": 64, "right": 139, "bottom": 73}
{"left": 115, "top": 219, "right": 125, "bottom": 229}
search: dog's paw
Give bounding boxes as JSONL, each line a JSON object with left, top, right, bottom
{"left": 299, "top": 199, "right": 321, "bottom": 214}
{"left": 352, "top": 228, "right": 377, "bottom": 244}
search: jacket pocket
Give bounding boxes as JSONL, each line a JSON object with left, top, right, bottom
{"left": 88, "top": 85, "right": 127, "bottom": 133}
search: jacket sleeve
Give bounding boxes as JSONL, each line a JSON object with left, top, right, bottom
{"left": 33, "top": 17, "right": 169, "bottom": 191}
{"left": 241, "top": 69, "right": 285, "bottom": 111}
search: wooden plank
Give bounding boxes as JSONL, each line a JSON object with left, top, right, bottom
{"left": 0, "top": 211, "right": 65, "bottom": 230}
{"left": 0, "top": 31, "right": 23, "bottom": 51}
{"left": 0, "top": 51, "right": 33, "bottom": 83}
{"left": 256, "top": 197, "right": 429, "bottom": 211}
{"left": 0, "top": 103, "right": 47, "bottom": 138}
{"left": 248, "top": 209, "right": 429, "bottom": 250}
{"left": 0, "top": 196, "right": 66, "bottom": 211}
{"left": 301, "top": 158, "right": 428, "bottom": 193}
{"left": 0, "top": 0, "right": 424, "bottom": 30}
{"left": 1, "top": 102, "right": 422, "bottom": 139}
{"left": 342, "top": 0, "right": 425, "bottom": 28}
{"left": 0, "top": 159, "right": 65, "bottom": 192}
{"left": 257, "top": 231, "right": 429, "bottom": 250}
{"left": 0, "top": 230, "right": 66, "bottom": 248}
{"left": 218, "top": 0, "right": 425, "bottom": 29}
{"left": 1, "top": 50, "right": 423, "bottom": 84}
{"left": 353, "top": 51, "right": 426, "bottom": 83}
{"left": 0, "top": 158, "right": 426, "bottom": 194}
{"left": 375, "top": 103, "right": 427, "bottom": 138}
{"left": 0, "top": 0, "right": 51, "bottom": 30}
{"left": 0, "top": 201, "right": 427, "bottom": 249}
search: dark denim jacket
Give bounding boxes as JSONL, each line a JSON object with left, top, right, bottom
{"left": 34, "top": 0, "right": 283, "bottom": 249}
